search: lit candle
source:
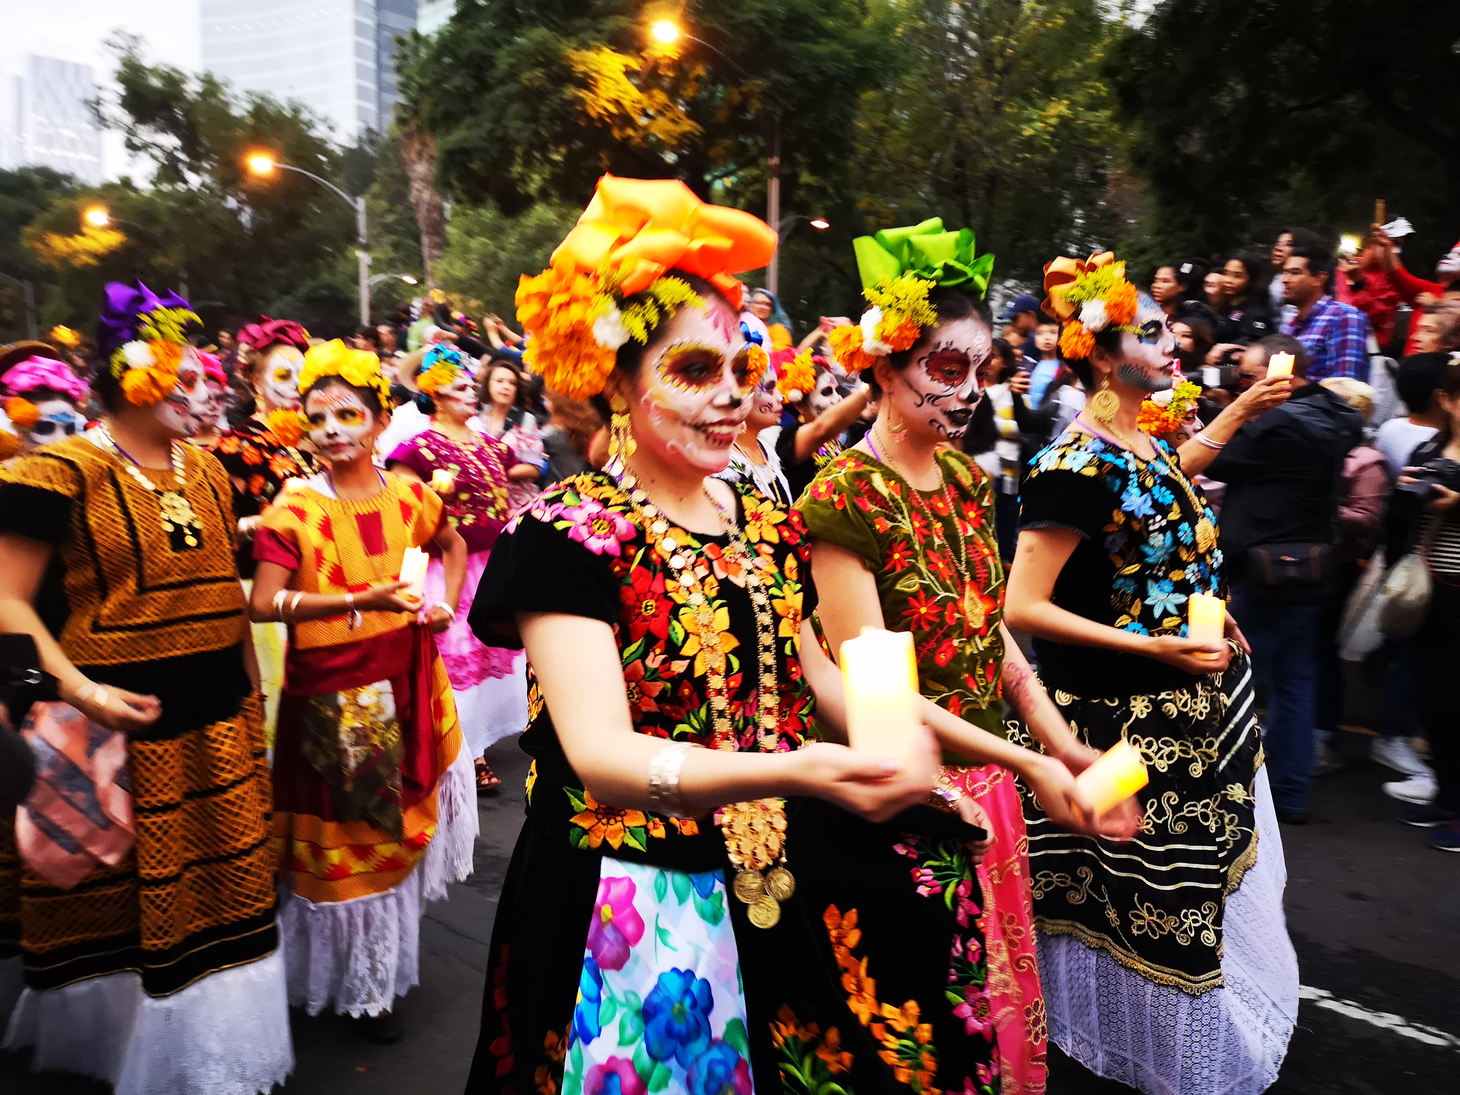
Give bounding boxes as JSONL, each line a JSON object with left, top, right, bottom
{"left": 839, "top": 627, "right": 921, "bottom": 768}
{"left": 398, "top": 547, "right": 429, "bottom": 605}
{"left": 1187, "top": 592, "right": 1226, "bottom": 649}
{"left": 1074, "top": 739, "right": 1149, "bottom": 817}
{"left": 430, "top": 468, "right": 456, "bottom": 493}
{"left": 1266, "top": 352, "right": 1295, "bottom": 379}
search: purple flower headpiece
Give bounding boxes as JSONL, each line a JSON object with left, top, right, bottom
{"left": 96, "top": 281, "right": 196, "bottom": 362}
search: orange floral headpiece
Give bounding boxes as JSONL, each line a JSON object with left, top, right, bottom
{"left": 1041, "top": 251, "right": 1140, "bottom": 360}
{"left": 515, "top": 175, "right": 778, "bottom": 401}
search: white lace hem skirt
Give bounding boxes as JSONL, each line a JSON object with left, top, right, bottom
{"left": 3, "top": 948, "right": 293, "bottom": 1095}
{"left": 1039, "top": 766, "right": 1299, "bottom": 1095}
{"left": 453, "top": 655, "right": 528, "bottom": 759}
{"left": 279, "top": 741, "right": 479, "bottom": 1017}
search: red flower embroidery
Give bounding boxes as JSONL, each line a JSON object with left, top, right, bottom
{"left": 622, "top": 565, "right": 670, "bottom": 641}
{"left": 902, "top": 591, "right": 940, "bottom": 630}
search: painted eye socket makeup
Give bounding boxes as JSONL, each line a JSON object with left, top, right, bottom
{"left": 657, "top": 341, "right": 726, "bottom": 390}
{"left": 273, "top": 365, "right": 295, "bottom": 383}
{"left": 176, "top": 369, "right": 201, "bottom": 392}
{"left": 1138, "top": 320, "right": 1165, "bottom": 345}
{"left": 922, "top": 350, "right": 971, "bottom": 389}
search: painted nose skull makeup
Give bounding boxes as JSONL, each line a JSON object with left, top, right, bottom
{"left": 1116, "top": 297, "right": 1177, "bottom": 393}
{"left": 305, "top": 383, "right": 378, "bottom": 462}
{"left": 156, "top": 349, "right": 218, "bottom": 438}
{"left": 806, "top": 368, "right": 845, "bottom": 419}
{"left": 632, "top": 297, "right": 755, "bottom": 473}
{"left": 437, "top": 375, "right": 476, "bottom": 416}
{"left": 883, "top": 316, "right": 991, "bottom": 442}
{"left": 260, "top": 345, "right": 305, "bottom": 410}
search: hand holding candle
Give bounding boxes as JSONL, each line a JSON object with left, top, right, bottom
{"left": 1074, "top": 739, "right": 1149, "bottom": 817}
{"left": 430, "top": 468, "right": 456, "bottom": 493}
{"left": 839, "top": 627, "right": 922, "bottom": 770}
{"left": 397, "top": 547, "right": 429, "bottom": 607}
{"left": 1187, "top": 592, "right": 1226, "bottom": 654}
{"left": 1266, "top": 351, "right": 1295, "bottom": 379}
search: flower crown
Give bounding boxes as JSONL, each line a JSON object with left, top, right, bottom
{"left": 1041, "top": 252, "right": 1139, "bottom": 360}
{"left": 96, "top": 281, "right": 200, "bottom": 406}
{"left": 1136, "top": 378, "right": 1202, "bottom": 436}
{"left": 828, "top": 218, "right": 993, "bottom": 375}
{"left": 238, "top": 317, "right": 311, "bottom": 356}
{"left": 298, "top": 339, "right": 392, "bottom": 413}
{"left": 775, "top": 349, "right": 819, "bottom": 404}
{"left": 418, "top": 352, "right": 466, "bottom": 396}
{"left": 2, "top": 356, "right": 91, "bottom": 405}
{"left": 515, "top": 175, "right": 778, "bottom": 401}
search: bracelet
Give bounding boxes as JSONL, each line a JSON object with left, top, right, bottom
{"left": 288, "top": 591, "right": 305, "bottom": 621}
{"left": 647, "top": 741, "right": 695, "bottom": 818}
{"left": 1195, "top": 433, "right": 1227, "bottom": 451}
{"left": 272, "top": 589, "right": 288, "bottom": 622}
{"left": 346, "top": 592, "right": 362, "bottom": 631}
{"left": 926, "top": 767, "right": 966, "bottom": 814}
{"left": 431, "top": 602, "right": 456, "bottom": 622}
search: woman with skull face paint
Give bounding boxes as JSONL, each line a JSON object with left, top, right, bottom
{"left": 802, "top": 221, "right": 1138, "bottom": 1095}
{"left": 387, "top": 343, "right": 525, "bottom": 791}
{"left": 464, "top": 177, "right": 961, "bottom": 1095}
{"left": 774, "top": 348, "right": 871, "bottom": 502}
{"left": 214, "top": 317, "right": 317, "bottom": 748}
{"left": 250, "top": 340, "right": 475, "bottom": 1043}
{"left": 0, "top": 282, "right": 293, "bottom": 1093}
{"left": 0, "top": 355, "right": 90, "bottom": 456}
{"left": 713, "top": 327, "right": 794, "bottom": 506}
{"left": 1003, "top": 253, "right": 1299, "bottom": 1095}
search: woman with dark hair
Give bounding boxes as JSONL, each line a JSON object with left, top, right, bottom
{"left": 1004, "top": 253, "right": 1298, "bottom": 1095}
{"left": 1207, "top": 252, "right": 1276, "bottom": 360}
{"left": 0, "top": 282, "right": 291, "bottom": 1092}
{"left": 471, "top": 358, "right": 544, "bottom": 511}
{"left": 387, "top": 343, "right": 523, "bottom": 792}
{"left": 464, "top": 177, "right": 951, "bottom": 1095}
{"left": 251, "top": 340, "right": 475, "bottom": 1042}
{"left": 803, "top": 223, "right": 1138, "bottom": 1095}
{"left": 1151, "top": 259, "right": 1208, "bottom": 319}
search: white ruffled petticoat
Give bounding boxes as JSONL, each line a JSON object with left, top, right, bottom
{"left": 1039, "top": 766, "right": 1299, "bottom": 1095}
{"left": 3, "top": 948, "right": 293, "bottom": 1095}
{"left": 453, "top": 657, "right": 529, "bottom": 759}
{"left": 279, "top": 742, "right": 479, "bottom": 1017}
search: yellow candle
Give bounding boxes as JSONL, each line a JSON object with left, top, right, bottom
{"left": 430, "top": 468, "right": 456, "bottom": 493}
{"left": 398, "top": 547, "right": 430, "bottom": 605}
{"left": 1266, "top": 352, "right": 1295, "bottom": 379}
{"left": 1074, "top": 739, "right": 1149, "bottom": 817}
{"left": 839, "top": 627, "right": 921, "bottom": 768}
{"left": 1187, "top": 592, "right": 1226, "bottom": 648}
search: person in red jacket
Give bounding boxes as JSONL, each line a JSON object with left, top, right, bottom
{"left": 1370, "top": 228, "right": 1460, "bottom": 354}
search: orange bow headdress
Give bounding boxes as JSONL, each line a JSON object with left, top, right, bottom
{"left": 1041, "top": 251, "right": 1139, "bottom": 360}
{"left": 515, "top": 175, "right": 778, "bottom": 401}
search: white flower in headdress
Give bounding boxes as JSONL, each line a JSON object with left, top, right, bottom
{"left": 860, "top": 306, "right": 893, "bottom": 356}
{"left": 1150, "top": 387, "right": 1176, "bottom": 407}
{"left": 121, "top": 341, "right": 155, "bottom": 369}
{"left": 1079, "top": 299, "right": 1110, "bottom": 333}
{"left": 592, "top": 307, "right": 631, "bottom": 351}
{"left": 787, "top": 389, "right": 804, "bottom": 403}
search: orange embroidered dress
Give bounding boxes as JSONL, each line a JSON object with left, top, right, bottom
{"left": 254, "top": 473, "right": 476, "bottom": 1017}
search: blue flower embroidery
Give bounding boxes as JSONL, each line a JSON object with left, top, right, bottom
{"left": 1121, "top": 485, "right": 1155, "bottom": 519}
{"left": 1104, "top": 530, "right": 1129, "bottom": 554}
{"left": 643, "top": 968, "right": 714, "bottom": 1067}
{"left": 687, "top": 1040, "right": 750, "bottom": 1095}
{"left": 573, "top": 957, "right": 604, "bottom": 1045}
{"left": 1113, "top": 574, "right": 1139, "bottom": 595}
{"left": 1175, "top": 522, "right": 1195, "bottom": 546}
{"left": 1146, "top": 578, "right": 1186, "bottom": 618}
{"left": 689, "top": 872, "right": 719, "bottom": 899}
{"left": 1151, "top": 484, "right": 1175, "bottom": 506}
{"left": 1141, "top": 531, "right": 1174, "bottom": 565}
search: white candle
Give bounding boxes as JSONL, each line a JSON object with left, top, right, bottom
{"left": 398, "top": 547, "right": 429, "bottom": 605}
{"left": 1075, "top": 739, "right": 1149, "bottom": 817}
{"left": 1187, "top": 592, "right": 1225, "bottom": 648}
{"left": 430, "top": 468, "right": 456, "bottom": 493}
{"left": 840, "top": 627, "right": 921, "bottom": 768}
{"left": 1266, "top": 352, "right": 1295, "bottom": 379}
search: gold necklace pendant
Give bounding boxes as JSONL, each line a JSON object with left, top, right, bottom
{"left": 101, "top": 428, "right": 204, "bottom": 551}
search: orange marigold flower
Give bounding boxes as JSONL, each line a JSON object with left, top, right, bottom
{"left": 829, "top": 324, "right": 880, "bottom": 374}
{"left": 1105, "top": 280, "right": 1138, "bottom": 326}
{"left": 878, "top": 315, "right": 923, "bottom": 353}
{"left": 120, "top": 364, "right": 178, "bottom": 406}
{"left": 1058, "top": 320, "right": 1095, "bottom": 360}
{"left": 515, "top": 267, "right": 617, "bottom": 402}
{"left": 4, "top": 397, "right": 39, "bottom": 428}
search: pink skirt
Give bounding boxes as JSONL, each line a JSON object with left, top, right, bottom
{"left": 950, "top": 763, "right": 1048, "bottom": 1095}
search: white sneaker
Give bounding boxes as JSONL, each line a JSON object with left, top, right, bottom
{"left": 1370, "top": 736, "right": 1432, "bottom": 778}
{"left": 1383, "top": 772, "right": 1438, "bottom": 805}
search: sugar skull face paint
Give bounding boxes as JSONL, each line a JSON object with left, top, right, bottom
{"left": 23, "top": 398, "right": 80, "bottom": 451}
{"left": 304, "top": 381, "right": 380, "bottom": 463}
{"left": 1114, "top": 295, "right": 1176, "bottom": 393}
{"left": 746, "top": 365, "right": 783, "bottom": 431}
{"left": 156, "top": 348, "right": 217, "bottom": 438}
{"left": 806, "top": 366, "right": 844, "bottom": 419}
{"left": 883, "top": 316, "right": 992, "bottom": 442}
{"left": 259, "top": 345, "right": 304, "bottom": 411}
{"left": 434, "top": 372, "right": 476, "bottom": 419}
{"left": 629, "top": 297, "right": 753, "bottom": 473}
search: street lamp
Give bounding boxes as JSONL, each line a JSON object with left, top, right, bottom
{"left": 368, "top": 274, "right": 419, "bottom": 288}
{"left": 80, "top": 205, "right": 189, "bottom": 298}
{"left": 651, "top": 20, "right": 680, "bottom": 43}
{"left": 778, "top": 215, "right": 829, "bottom": 234}
{"left": 246, "top": 152, "right": 372, "bottom": 325}
{"left": 0, "top": 272, "right": 38, "bottom": 341}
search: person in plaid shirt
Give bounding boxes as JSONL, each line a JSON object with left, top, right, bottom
{"left": 1280, "top": 243, "right": 1372, "bottom": 380}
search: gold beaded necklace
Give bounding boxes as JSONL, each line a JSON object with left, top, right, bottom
{"left": 95, "top": 424, "right": 204, "bottom": 550}
{"left": 613, "top": 463, "right": 794, "bottom": 928}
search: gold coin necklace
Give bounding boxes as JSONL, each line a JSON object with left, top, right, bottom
{"left": 96, "top": 424, "right": 204, "bottom": 551}
{"left": 614, "top": 465, "right": 793, "bottom": 928}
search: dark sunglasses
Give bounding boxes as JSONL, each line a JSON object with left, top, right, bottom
{"left": 31, "top": 418, "right": 78, "bottom": 439}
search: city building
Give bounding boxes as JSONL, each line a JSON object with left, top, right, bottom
{"left": 201, "top": 0, "right": 418, "bottom": 144}
{"left": 0, "top": 55, "right": 103, "bottom": 184}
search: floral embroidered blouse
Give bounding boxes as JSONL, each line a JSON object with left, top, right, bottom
{"left": 797, "top": 447, "right": 1008, "bottom": 737}
{"left": 213, "top": 417, "right": 317, "bottom": 579}
{"left": 469, "top": 470, "right": 817, "bottom": 864}
{"left": 1021, "top": 429, "right": 1226, "bottom": 697}
{"left": 387, "top": 428, "right": 513, "bottom": 555}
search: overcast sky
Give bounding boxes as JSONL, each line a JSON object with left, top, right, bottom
{"left": 10, "top": 1, "right": 201, "bottom": 179}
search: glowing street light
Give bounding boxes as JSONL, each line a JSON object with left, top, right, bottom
{"left": 809, "top": 218, "right": 830, "bottom": 230}
{"left": 651, "top": 20, "right": 680, "bottom": 43}
{"left": 84, "top": 206, "right": 111, "bottom": 228}
{"left": 247, "top": 152, "right": 278, "bottom": 176}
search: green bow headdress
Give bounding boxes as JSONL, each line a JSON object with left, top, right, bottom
{"left": 852, "top": 218, "right": 994, "bottom": 295}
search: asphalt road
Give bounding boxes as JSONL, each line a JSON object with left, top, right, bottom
{"left": 5, "top": 717, "right": 1458, "bottom": 1094}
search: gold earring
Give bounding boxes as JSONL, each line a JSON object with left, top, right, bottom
{"left": 1087, "top": 374, "right": 1120, "bottom": 427}
{"left": 608, "top": 393, "right": 636, "bottom": 461}
{"left": 887, "top": 412, "right": 909, "bottom": 443}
